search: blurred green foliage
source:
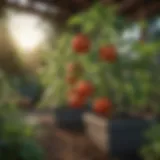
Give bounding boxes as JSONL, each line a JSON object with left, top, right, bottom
{"left": 0, "top": 138, "right": 44, "bottom": 160}
{"left": 0, "top": 71, "right": 19, "bottom": 106}
{"left": 0, "top": 71, "right": 44, "bottom": 160}
{"left": 0, "top": 103, "right": 35, "bottom": 141}
{"left": 141, "top": 124, "right": 160, "bottom": 160}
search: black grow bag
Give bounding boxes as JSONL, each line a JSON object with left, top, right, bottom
{"left": 108, "top": 119, "right": 156, "bottom": 159}
{"left": 54, "top": 107, "right": 89, "bottom": 132}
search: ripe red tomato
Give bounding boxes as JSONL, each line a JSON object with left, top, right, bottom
{"left": 72, "top": 34, "right": 91, "bottom": 54}
{"left": 76, "top": 80, "right": 94, "bottom": 97}
{"left": 68, "top": 94, "right": 86, "bottom": 108}
{"left": 99, "top": 45, "right": 117, "bottom": 62}
{"left": 93, "top": 97, "right": 112, "bottom": 114}
{"left": 66, "top": 74, "right": 77, "bottom": 85}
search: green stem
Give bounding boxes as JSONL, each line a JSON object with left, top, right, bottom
{"left": 98, "top": 63, "right": 109, "bottom": 97}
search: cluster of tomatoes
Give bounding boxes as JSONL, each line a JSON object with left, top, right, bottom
{"left": 66, "top": 33, "right": 117, "bottom": 115}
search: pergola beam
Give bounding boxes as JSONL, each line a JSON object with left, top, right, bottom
{"left": 129, "top": 1, "right": 160, "bottom": 20}
{"left": 2, "top": 0, "right": 160, "bottom": 21}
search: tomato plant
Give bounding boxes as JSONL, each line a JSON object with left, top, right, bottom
{"left": 40, "top": 3, "right": 160, "bottom": 116}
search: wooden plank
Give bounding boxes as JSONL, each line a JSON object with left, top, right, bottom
{"left": 129, "top": 1, "right": 160, "bottom": 20}
{"left": 118, "top": 0, "right": 144, "bottom": 13}
{"left": 6, "top": 1, "right": 70, "bottom": 21}
{"left": 146, "top": 2, "right": 160, "bottom": 17}
{"left": 5, "top": 0, "right": 160, "bottom": 21}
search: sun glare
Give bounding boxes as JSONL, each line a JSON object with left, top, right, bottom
{"left": 7, "top": 13, "right": 46, "bottom": 52}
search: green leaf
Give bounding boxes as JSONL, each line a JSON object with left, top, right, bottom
{"left": 134, "top": 41, "right": 160, "bottom": 56}
{"left": 82, "top": 22, "right": 95, "bottom": 33}
{"left": 67, "top": 15, "right": 83, "bottom": 26}
{"left": 20, "top": 139, "right": 44, "bottom": 160}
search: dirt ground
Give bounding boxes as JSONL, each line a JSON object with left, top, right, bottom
{"left": 34, "top": 113, "right": 107, "bottom": 160}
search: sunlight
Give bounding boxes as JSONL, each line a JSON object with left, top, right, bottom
{"left": 7, "top": 12, "right": 46, "bottom": 53}
{"left": 12, "top": 26, "right": 42, "bottom": 51}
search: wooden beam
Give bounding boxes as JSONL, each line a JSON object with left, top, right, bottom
{"left": 5, "top": 0, "right": 160, "bottom": 22}
{"left": 6, "top": 3, "right": 54, "bottom": 18}
{"left": 6, "top": 1, "right": 71, "bottom": 27}
{"left": 0, "top": 0, "right": 6, "bottom": 13}
{"left": 31, "top": 0, "right": 94, "bottom": 13}
{"left": 129, "top": 1, "right": 160, "bottom": 20}
{"left": 118, "top": 0, "right": 144, "bottom": 13}
{"left": 146, "top": 1, "right": 160, "bottom": 17}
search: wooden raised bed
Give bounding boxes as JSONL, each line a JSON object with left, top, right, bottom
{"left": 83, "top": 112, "right": 156, "bottom": 159}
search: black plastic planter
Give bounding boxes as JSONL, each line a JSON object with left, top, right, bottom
{"left": 83, "top": 113, "right": 156, "bottom": 159}
{"left": 54, "top": 107, "right": 89, "bottom": 132}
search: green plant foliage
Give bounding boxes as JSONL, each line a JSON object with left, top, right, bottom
{"left": 0, "top": 139, "right": 44, "bottom": 160}
{"left": 0, "top": 105, "right": 35, "bottom": 141}
{"left": 0, "top": 104, "right": 44, "bottom": 160}
{"left": 19, "top": 139, "right": 44, "bottom": 160}
{"left": 38, "top": 33, "right": 70, "bottom": 106}
{"left": 0, "top": 71, "right": 44, "bottom": 160}
{"left": 0, "top": 71, "right": 19, "bottom": 106}
{"left": 0, "top": 96, "right": 44, "bottom": 160}
{"left": 10, "top": 76, "right": 43, "bottom": 105}
{"left": 141, "top": 124, "right": 160, "bottom": 160}
{"left": 40, "top": 2, "right": 160, "bottom": 112}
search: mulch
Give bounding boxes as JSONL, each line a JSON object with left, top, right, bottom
{"left": 35, "top": 113, "right": 108, "bottom": 160}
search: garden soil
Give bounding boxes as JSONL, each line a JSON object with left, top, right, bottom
{"left": 28, "top": 112, "right": 107, "bottom": 160}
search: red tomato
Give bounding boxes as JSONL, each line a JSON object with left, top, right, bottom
{"left": 72, "top": 34, "right": 91, "bottom": 54}
{"left": 99, "top": 45, "right": 117, "bottom": 62}
{"left": 68, "top": 94, "right": 86, "bottom": 108}
{"left": 93, "top": 97, "right": 112, "bottom": 114}
{"left": 76, "top": 80, "right": 94, "bottom": 97}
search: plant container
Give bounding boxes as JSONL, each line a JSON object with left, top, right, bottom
{"left": 83, "top": 112, "right": 156, "bottom": 158}
{"left": 54, "top": 106, "right": 90, "bottom": 132}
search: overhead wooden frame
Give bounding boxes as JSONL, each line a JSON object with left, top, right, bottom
{"left": 2, "top": 0, "right": 160, "bottom": 22}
